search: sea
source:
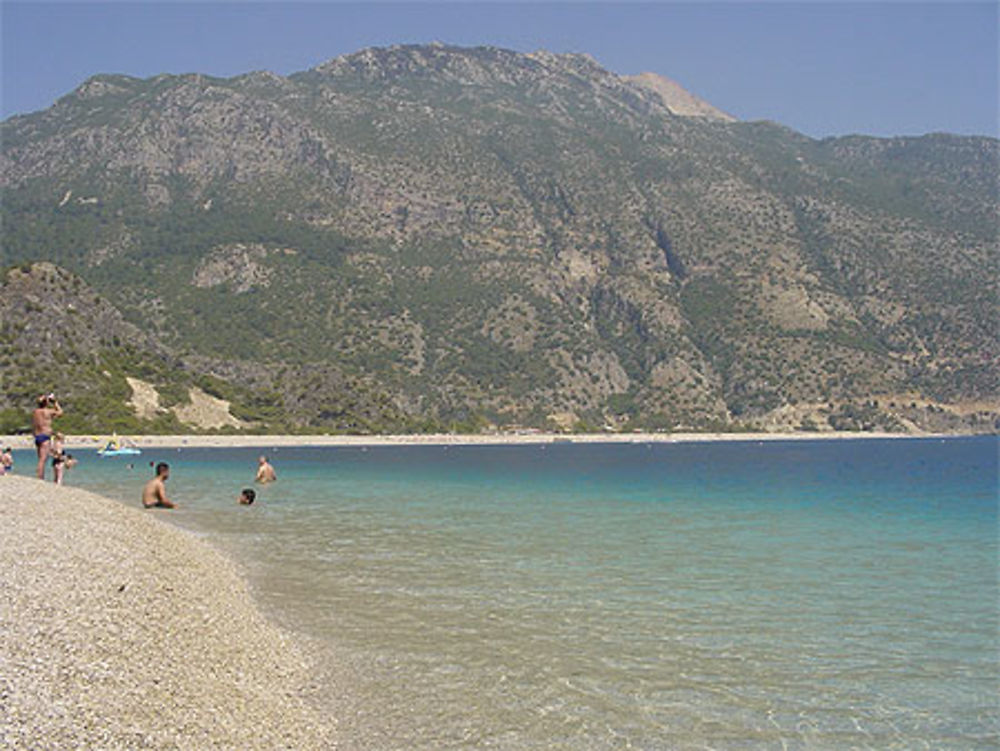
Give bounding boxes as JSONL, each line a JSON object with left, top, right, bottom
{"left": 19, "top": 436, "right": 1000, "bottom": 750}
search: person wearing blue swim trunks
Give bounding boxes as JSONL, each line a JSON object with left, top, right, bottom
{"left": 32, "top": 393, "right": 63, "bottom": 480}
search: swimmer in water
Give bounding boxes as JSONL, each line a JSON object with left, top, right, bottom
{"left": 255, "top": 455, "right": 276, "bottom": 484}
{"left": 141, "top": 462, "right": 176, "bottom": 509}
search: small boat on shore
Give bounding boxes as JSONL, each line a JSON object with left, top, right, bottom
{"left": 97, "top": 434, "right": 142, "bottom": 457}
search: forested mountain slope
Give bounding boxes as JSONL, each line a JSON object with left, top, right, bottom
{"left": 2, "top": 44, "right": 997, "bottom": 433}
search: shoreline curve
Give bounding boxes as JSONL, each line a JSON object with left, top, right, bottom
{"left": 0, "top": 475, "right": 334, "bottom": 750}
{"left": 3, "top": 430, "right": 985, "bottom": 452}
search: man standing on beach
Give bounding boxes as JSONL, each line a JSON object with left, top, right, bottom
{"left": 32, "top": 394, "right": 63, "bottom": 480}
{"left": 142, "top": 463, "right": 176, "bottom": 509}
{"left": 255, "top": 456, "right": 276, "bottom": 483}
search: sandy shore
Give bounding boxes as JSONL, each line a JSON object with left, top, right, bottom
{"left": 0, "top": 476, "right": 334, "bottom": 750}
{"left": 1, "top": 430, "right": 947, "bottom": 451}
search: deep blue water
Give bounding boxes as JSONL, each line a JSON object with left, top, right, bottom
{"left": 18, "top": 436, "right": 1000, "bottom": 749}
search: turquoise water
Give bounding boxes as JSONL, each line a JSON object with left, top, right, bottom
{"left": 40, "top": 437, "right": 1000, "bottom": 749}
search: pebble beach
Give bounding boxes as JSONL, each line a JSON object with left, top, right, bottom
{"left": 0, "top": 475, "right": 334, "bottom": 750}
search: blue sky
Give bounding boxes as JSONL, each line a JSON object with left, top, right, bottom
{"left": 2, "top": 2, "right": 997, "bottom": 138}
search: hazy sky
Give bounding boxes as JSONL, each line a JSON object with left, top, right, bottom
{"left": 2, "top": 2, "right": 997, "bottom": 138}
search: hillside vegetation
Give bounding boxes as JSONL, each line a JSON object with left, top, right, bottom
{"left": 1, "top": 44, "right": 997, "bottom": 434}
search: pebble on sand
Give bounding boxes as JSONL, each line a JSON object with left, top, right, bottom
{"left": 0, "top": 476, "right": 334, "bottom": 750}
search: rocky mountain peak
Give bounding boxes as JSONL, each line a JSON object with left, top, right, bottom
{"left": 625, "top": 72, "right": 735, "bottom": 121}
{"left": 305, "top": 44, "right": 728, "bottom": 123}
{"left": 310, "top": 43, "right": 532, "bottom": 83}
{"left": 68, "top": 73, "right": 142, "bottom": 101}
{"left": 307, "top": 45, "right": 585, "bottom": 91}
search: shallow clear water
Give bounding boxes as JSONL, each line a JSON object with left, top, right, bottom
{"left": 45, "top": 437, "right": 1000, "bottom": 749}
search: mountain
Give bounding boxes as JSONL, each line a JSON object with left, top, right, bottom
{"left": 1, "top": 43, "right": 997, "bottom": 434}
{"left": 0, "top": 262, "right": 412, "bottom": 434}
{"left": 624, "top": 72, "right": 735, "bottom": 121}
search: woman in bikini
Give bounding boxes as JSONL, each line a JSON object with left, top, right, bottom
{"left": 51, "top": 432, "right": 67, "bottom": 485}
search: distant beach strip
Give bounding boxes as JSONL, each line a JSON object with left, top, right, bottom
{"left": 0, "top": 476, "right": 333, "bottom": 749}
{"left": 0, "top": 430, "right": 937, "bottom": 453}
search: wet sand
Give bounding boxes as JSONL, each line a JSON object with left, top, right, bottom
{"left": 0, "top": 476, "right": 334, "bottom": 750}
